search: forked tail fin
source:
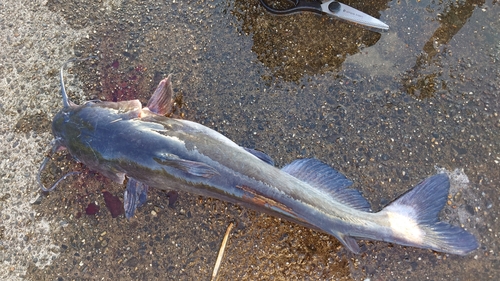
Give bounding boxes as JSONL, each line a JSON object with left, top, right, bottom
{"left": 381, "top": 174, "right": 478, "bottom": 255}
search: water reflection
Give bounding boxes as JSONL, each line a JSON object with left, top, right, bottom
{"left": 233, "top": 0, "right": 389, "bottom": 82}
{"left": 402, "top": 0, "right": 486, "bottom": 99}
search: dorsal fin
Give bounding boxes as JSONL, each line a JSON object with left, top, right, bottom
{"left": 281, "top": 158, "right": 371, "bottom": 212}
{"left": 146, "top": 74, "right": 174, "bottom": 115}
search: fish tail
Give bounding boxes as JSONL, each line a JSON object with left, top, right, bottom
{"left": 380, "top": 173, "right": 478, "bottom": 255}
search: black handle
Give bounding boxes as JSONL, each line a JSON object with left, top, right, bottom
{"left": 259, "top": 0, "right": 323, "bottom": 15}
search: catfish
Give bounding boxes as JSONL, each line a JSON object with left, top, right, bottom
{"left": 39, "top": 59, "right": 478, "bottom": 255}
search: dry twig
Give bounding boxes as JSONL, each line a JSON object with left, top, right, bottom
{"left": 211, "top": 222, "right": 234, "bottom": 281}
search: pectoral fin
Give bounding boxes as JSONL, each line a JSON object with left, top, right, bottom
{"left": 124, "top": 178, "right": 149, "bottom": 219}
{"left": 154, "top": 156, "right": 219, "bottom": 178}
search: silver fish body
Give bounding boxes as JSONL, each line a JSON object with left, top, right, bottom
{"left": 47, "top": 68, "right": 478, "bottom": 255}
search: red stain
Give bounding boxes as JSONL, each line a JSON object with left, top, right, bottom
{"left": 85, "top": 202, "right": 100, "bottom": 215}
{"left": 97, "top": 59, "right": 150, "bottom": 103}
{"left": 111, "top": 60, "right": 119, "bottom": 69}
{"left": 102, "top": 190, "right": 124, "bottom": 218}
{"left": 167, "top": 190, "right": 178, "bottom": 208}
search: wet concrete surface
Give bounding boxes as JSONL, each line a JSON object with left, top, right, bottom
{"left": 1, "top": 0, "right": 499, "bottom": 280}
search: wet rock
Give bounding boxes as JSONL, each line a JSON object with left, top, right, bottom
{"left": 125, "top": 257, "right": 139, "bottom": 267}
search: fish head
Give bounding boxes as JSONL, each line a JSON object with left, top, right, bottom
{"left": 51, "top": 102, "right": 99, "bottom": 157}
{"left": 52, "top": 99, "right": 143, "bottom": 150}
